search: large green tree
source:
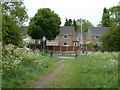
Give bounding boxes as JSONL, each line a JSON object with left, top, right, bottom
{"left": 2, "top": 2, "right": 28, "bottom": 45}
{"left": 108, "top": 6, "right": 120, "bottom": 25}
{"left": 101, "top": 7, "right": 110, "bottom": 27}
{"left": 2, "top": 14, "right": 22, "bottom": 45}
{"left": 101, "top": 6, "right": 120, "bottom": 26}
{"left": 100, "top": 24, "right": 120, "bottom": 51}
{"left": 2, "top": 2, "right": 28, "bottom": 25}
{"left": 28, "top": 8, "right": 61, "bottom": 40}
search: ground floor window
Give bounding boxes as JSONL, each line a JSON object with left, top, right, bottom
{"left": 63, "top": 42, "right": 69, "bottom": 46}
{"left": 74, "top": 42, "right": 79, "bottom": 46}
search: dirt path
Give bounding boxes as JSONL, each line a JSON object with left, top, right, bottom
{"left": 32, "top": 61, "right": 65, "bottom": 88}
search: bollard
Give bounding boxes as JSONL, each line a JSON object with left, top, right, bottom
{"left": 75, "top": 51, "right": 77, "bottom": 58}
{"left": 50, "top": 51, "right": 53, "bottom": 57}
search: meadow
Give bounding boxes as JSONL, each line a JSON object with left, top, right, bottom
{"left": 2, "top": 44, "right": 60, "bottom": 88}
{"left": 2, "top": 44, "right": 119, "bottom": 88}
{"left": 47, "top": 52, "right": 118, "bottom": 88}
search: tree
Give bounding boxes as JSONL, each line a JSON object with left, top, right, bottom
{"left": 108, "top": 6, "right": 120, "bottom": 25}
{"left": 64, "top": 18, "right": 69, "bottom": 26}
{"left": 64, "top": 18, "right": 73, "bottom": 26}
{"left": 28, "top": 8, "right": 61, "bottom": 40}
{"left": 101, "top": 7, "right": 110, "bottom": 27}
{"left": 2, "top": 14, "right": 22, "bottom": 45}
{"left": 73, "top": 19, "right": 77, "bottom": 31}
{"left": 101, "top": 6, "right": 120, "bottom": 26}
{"left": 2, "top": 2, "right": 28, "bottom": 45}
{"left": 76, "top": 19, "right": 94, "bottom": 32}
{"left": 100, "top": 24, "right": 120, "bottom": 51}
{"left": 2, "top": 2, "right": 28, "bottom": 26}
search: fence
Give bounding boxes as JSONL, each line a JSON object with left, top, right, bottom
{"left": 27, "top": 45, "right": 93, "bottom": 52}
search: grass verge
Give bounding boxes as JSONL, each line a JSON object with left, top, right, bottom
{"left": 2, "top": 44, "right": 61, "bottom": 88}
{"left": 46, "top": 52, "right": 118, "bottom": 88}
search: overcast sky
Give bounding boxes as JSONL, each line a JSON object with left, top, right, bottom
{"left": 23, "top": 0, "right": 119, "bottom": 26}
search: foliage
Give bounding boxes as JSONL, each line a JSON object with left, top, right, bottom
{"left": 47, "top": 52, "right": 118, "bottom": 88}
{"left": 28, "top": 43, "right": 41, "bottom": 46}
{"left": 2, "top": 14, "right": 22, "bottom": 45}
{"left": 108, "top": 6, "right": 120, "bottom": 25}
{"left": 101, "top": 6, "right": 120, "bottom": 26}
{"left": 2, "top": 44, "right": 60, "bottom": 88}
{"left": 100, "top": 24, "right": 120, "bottom": 51}
{"left": 101, "top": 7, "right": 110, "bottom": 27}
{"left": 64, "top": 18, "right": 73, "bottom": 26}
{"left": 28, "top": 8, "right": 61, "bottom": 40}
{"left": 76, "top": 19, "right": 94, "bottom": 32}
{"left": 73, "top": 19, "right": 77, "bottom": 31}
{"left": 2, "top": 1, "right": 28, "bottom": 45}
{"left": 2, "top": 2, "right": 28, "bottom": 25}
{"left": 83, "top": 43, "right": 98, "bottom": 48}
{"left": 64, "top": 18, "right": 93, "bottom": 32}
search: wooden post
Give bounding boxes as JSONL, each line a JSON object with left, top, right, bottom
{"left": 73, "top": 46, "right": 74, "bottom": 51}
{"left": 53, "top": 46, "right": 55, "bottom": 51}
{"left": 75, "top": 51, "right": 77, "bottom": 58}
{"left": 50, "top": 51, "right": 53, "bottom": 57}
{"left": 60, "top": 46, "right": 61, "bottom": 52}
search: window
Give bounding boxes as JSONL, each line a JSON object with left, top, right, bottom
{"left": 63, "top": 42, "right": 69, "bottom": 46}
{"left": 77, "top": 38, "right": 80, "bottom": 41}
{"left": 95, "top": 36, "right": 99, "bottom": 40}
{"left": 63, "top": 35, "right": 68, "bottom": 39}
{"left": 74, "top": 43, "right": 79, "bottom": 46}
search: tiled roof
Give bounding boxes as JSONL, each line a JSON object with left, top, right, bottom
{"left": 90, "top": 27, "right": 107, "bottom": 36}
{"left": 59, "top": 26, "right": 75, "bottom": 35}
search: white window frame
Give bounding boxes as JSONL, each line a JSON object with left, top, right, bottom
{"left": 74, "top": 42, "right": 79, "bottom": 46}
{"left": 63, "top": 42, "right": 69, "bottom": 46}
{"left": 95, "top": 36, "right": 100, "bottom": 40}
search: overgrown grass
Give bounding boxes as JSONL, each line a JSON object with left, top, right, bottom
{"left": 2, "top": 44, "right": 60, "bottom": 88}
{"left": 47, "top": 52, "right": 118, "bottom": 88}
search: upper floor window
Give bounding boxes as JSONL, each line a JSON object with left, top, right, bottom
{"left": 95, "top": 36, "right": 100, "bottom": 40}
{"left": 63, "top": 35, "right": 68, "bottom": 39}
{"left": 77, "top": 38, "right": 80, "bottom": 41}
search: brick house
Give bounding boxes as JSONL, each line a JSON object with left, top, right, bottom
{"left": 54, "top": 26, "right": 80, "bottom": 46}
{"left": 83, "top": 27, "right": 107, "bottom": 44}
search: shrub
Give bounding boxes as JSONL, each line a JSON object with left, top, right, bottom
{"left": 2, "top": 44, "right": 57, "bottom": 88}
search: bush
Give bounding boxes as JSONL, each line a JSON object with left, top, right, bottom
{"left": 2, "top": 44, "right": 58, "bottom": 88}
{"left": 83, "top": 43, "right": 98, "bottom": 48}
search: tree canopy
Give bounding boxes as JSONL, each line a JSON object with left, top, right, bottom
{"left": 101, "top": 7, "right": 110, "bottom": 27}
{"left": 2, "top": 2, "right": 28, "bottom": 45}
{"left": 101, "top": 6, "right": 120, "bottom": 26}
{"left": 100, "top": 24, "right": 120, "bottom": 51}
{"left": 76, "top": 19, "right": 94, "bottom": 32}
{"left": 64, "top": 18, "right": 93, "bottom": 32}
{"left": 2, "top": 14, "right": 22, "bottom": 45}
{"left": 28, "top": 8, "right": 61, "bottom": 40}
{"left": 64, "top": 18, "right": 73, "bottom": 26}
{"left": 2, "top": 2, "right": 28, "bottom": 26}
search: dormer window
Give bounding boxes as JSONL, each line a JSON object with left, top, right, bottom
{"left": 63, "top": 34, "right": 68, "bottom": 39}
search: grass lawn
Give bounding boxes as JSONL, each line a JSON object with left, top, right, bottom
{"left": 46, "top": 52, "right": 118, "bottom": 88}
{"left": 56, "top": 54, "right": 75, "bottom": 57}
